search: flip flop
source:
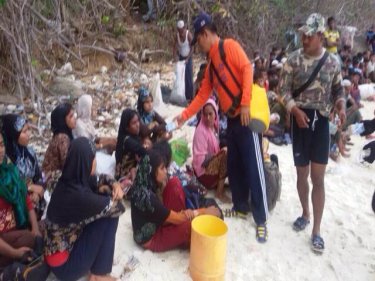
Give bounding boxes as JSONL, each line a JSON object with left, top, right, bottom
{"left": 311, "top": 234, "right": 325, "bottom": 253}
{"left": 293, "top": 216, "right": 310, "bottom": 232}
{"left": 224, "top": 208, "right": 248, "bottom": 219}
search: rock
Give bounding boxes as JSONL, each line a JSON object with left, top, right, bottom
{"left": 0, "top": 104, "right": 5, "bottom": 114}
{"left": 65, "top": 74, "right": 76, "bottom": 81}
{"left": 6, "top": 105, "right": 16, "bottom": 112}
{"left": 97, "top": 116, "right": 105, "bottom": 122}
{"left": 139, "top": 74, "right": 149, "bottom": 86}
{"left": 103, "top": 81, "right": 110, "bottom": 88}
{"left": 56, "top": 62, "right": 73, "bottom": 76}
{"left": 0, "top": 93, "right": 20, "bottom": 105}
{"left": 100, "top": 66, "right": 108, "bottom": 75}
{"left": 40, "top": 70, "right": 52, "bottom": 82}
{"left": 48, "top": 77, "right": 83, "bottom": 99}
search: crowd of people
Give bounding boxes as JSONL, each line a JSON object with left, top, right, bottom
{"left": 0, "top": 10, "right": 375, "bottom": 281}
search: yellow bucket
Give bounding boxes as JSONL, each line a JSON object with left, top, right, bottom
{"left": 249, "top": 84, "right": 270, "bottom": 133}
{"left": 190, "top": 215, "right": 228, "bottom": 281}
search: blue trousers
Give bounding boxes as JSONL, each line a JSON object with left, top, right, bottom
{"left": 179, "top": 55, "right": 193, "bottom": 101}
{"left": 52, "top": 217, "right": 119, "bottom": 281}
{"left": 227, "top": 117, "right": 268, "bottom": 225}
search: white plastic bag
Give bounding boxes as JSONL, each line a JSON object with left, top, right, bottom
{"left": 170, "top": 61, "right": 187, "bottom": 106}
{"left": 359, "top": 83, "right": 375, "bottom": 100}
{"left": 95, "top": 151, "right": 116, "bottom": 177}
{"left": 150, "top": 73, "right": 165, "bottom": 112}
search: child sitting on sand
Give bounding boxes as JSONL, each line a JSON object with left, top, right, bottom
{"left": 137, "top": 87, "right": 171, "bottom": 142}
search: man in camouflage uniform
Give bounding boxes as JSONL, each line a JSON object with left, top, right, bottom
{"left": 280, "top": 13, "right": 346, "bottom": 253}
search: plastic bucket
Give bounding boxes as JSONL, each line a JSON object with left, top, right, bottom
{"left": 189, "top": 215, "right": 228, "bottom": 281}
{"left": 249, "top": 84, "right": 270, "bottom": 133}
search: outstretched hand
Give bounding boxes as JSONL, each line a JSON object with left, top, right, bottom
{"left": 174, "top": 114, "right": 185, "bottom": 128}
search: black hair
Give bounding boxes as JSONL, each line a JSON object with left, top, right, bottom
{"left": 269, "top": 78, "right": 279, "bottom": 91}
{"left": 202, "top": 22, "right": 217, "bottom": 34}
{"left": 327, "top": 17, "right": 335, "bottom": 25}
{"left": 254, "top": 68, "right": 266, "bottom": 82}
{"left": 152, "top": 140, "right": 172, "bottom": 168}
{"left": 149, "top": 149, "right": 166, "bottom": 182}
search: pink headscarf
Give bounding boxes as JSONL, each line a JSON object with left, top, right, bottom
{"left": 192, "top": 99, "right": 220, "bottom": 177}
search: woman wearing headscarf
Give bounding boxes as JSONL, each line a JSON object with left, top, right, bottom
{"left": 42, "top": 103, "right": 76, "bottom": 188}
{"left": 137, "top": 87, "right": 170, "bottom": 142}
{"left": 44, "top": 138, "right": 125, "bottom": 281}
{"left": 115, "top": 109, "right": 147, "bottom": 181}
{"left": 192, "top": 99, "right": 230, "bottom": 203}
{"left": 130, "top": 147, "right": 221, "bottom": 252}
{"left": 1, "top": 114, "right": 44, "bottom": 206}
{"left": 0, "top": 132, "right": 45, "bottom": 280}
{"left": 73, "top": 94, "right": 117, "bottom": 153}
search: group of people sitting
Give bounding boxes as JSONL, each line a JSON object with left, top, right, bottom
{"left": 0, "top": 77, "right": 228, "bottom": 280}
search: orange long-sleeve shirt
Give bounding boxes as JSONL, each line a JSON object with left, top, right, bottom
{"left": 182, "top": 38, "right": 253, "bottom": 121}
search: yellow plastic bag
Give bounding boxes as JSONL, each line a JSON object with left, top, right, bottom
{"left": 249, "top": 84, "right": 270, "bottom": 133}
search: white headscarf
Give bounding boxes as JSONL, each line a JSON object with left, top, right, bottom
{"left": 73, "top": 94, "right": 96, "bottom": 140}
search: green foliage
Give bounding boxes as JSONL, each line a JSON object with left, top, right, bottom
{"left": 101, "top": 15, "right": 110, "bottom": 24}
{"left": 31, "top": 58, "right": 39, "bottom": 67}
{"left": 0, "top": 0, "right": 5, "bottom": 6}
{"left": 113, "top": 22, "right": 125, "bottom": 37}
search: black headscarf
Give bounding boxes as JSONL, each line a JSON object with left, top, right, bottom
{"left": 1, "top": 114, "right": 40, "bottom": 182}
{"left": 47, "top": 137, "right": 110, "bottom": 226}
{"left": 115, "top": 109, "right": 140, "bottom": 163}
{"left": 51, "top": 103, "right": 74, "bottom": 140}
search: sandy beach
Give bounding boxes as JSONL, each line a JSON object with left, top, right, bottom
{"left": 97, "top": 100, "right": 375, "bottom": 281}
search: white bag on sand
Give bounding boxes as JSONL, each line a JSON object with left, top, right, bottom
{"left": 96, "top": 151, "right": 116, "bottom": 177}
{"left": 359, "top": 84, "right": 375, "bottom": 100}
{"left": 170, "top": 61, "right": 187, "bottom": 106}
{"left": 150, "top": 73, "right": 165, "bottom": 112}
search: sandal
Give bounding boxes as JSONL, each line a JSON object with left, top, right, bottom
{"left": 256, "top": 224, "right": 268, "bottom": 243}
{"left": 293, "top": 216, "right": 310, "bottom": 232}
{"left": 311, "top": 234, "right": 325, "bottom": 253}
{"left": 224, "top": 208, "right": 248, "bottom": 219}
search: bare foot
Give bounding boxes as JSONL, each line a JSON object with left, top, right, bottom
{"left": 89, "top": 274, "right": 117, "bottom": 281}
{"left": 216, "top": 192, "right": 232, "bottom": 204}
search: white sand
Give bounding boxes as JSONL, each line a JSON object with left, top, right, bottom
{"left": 109, "top": 101, "right": 375, "bottom": 281}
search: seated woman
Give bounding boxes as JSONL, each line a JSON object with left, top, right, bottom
{"left": 115, "top": 109, "right": 147, "bottom": 182}
{"left": 137, "top": 87, "right": 171, "bottom": 142}
{"left": 343, "top": 79, "right": 362, "bottom": 130}
{"left": 73, "top": 94, "right": 116, "bottom": 152}
{"left": 44, "top": 138, "right": 125, "bottom": 281}
{"left": 192, "top": 99, "right": 230, "bottom": 203}
{"left": 130, "top": 147, "right": 221, "bottom": 253}
{"left": 0, "top": 133, "right": 44, "bottom": 280}
{"left": 42, "top": 103, "right": 76, "bottom": 188}
{"left": 1, "top": 114, "right": 44, "bottom": 209}
{"left": 265, "top": 78, "right": 289, "bottom": 145}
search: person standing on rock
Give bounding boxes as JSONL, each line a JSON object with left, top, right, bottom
{"left": 279, "top": 13, "right": 346, "bottom": 253}
{"left": 174, "top": 20, "right": 194, "bottom": 102}
{"left": 175, "top": 12, "right": 269, "bottom": 243}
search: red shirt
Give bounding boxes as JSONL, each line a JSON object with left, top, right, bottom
{"left": 0, "top": 195, "right": 33, "bottom": 233}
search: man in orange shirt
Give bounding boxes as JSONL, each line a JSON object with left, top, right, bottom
{"left": 176, "top": 12, "right": 268, "bottom": 243}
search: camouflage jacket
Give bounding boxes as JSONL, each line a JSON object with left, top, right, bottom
{"left": 279, "top": 48, "right": 345, "bottom": 117}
